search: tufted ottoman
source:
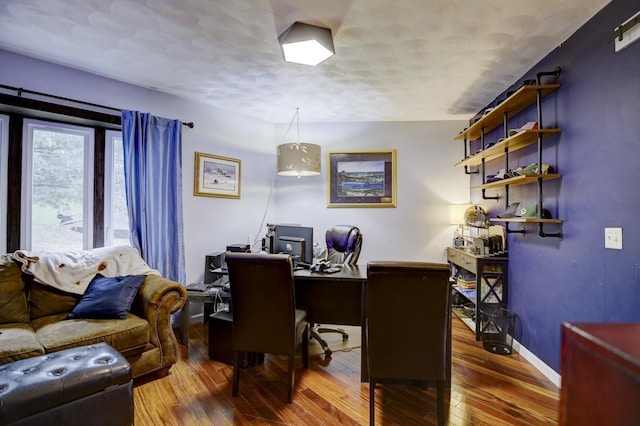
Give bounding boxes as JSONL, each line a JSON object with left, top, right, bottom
{"left": 0, "top": 343, "right": 133, "bottom": 426}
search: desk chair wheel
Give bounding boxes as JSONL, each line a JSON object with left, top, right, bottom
{"left": 310, "top": 328, "right": 333, "bottom": 357}
{"left": 317, "top": 327, "right": 349, "bottom": 341}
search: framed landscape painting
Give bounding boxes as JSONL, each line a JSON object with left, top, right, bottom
{"left": 194, "top": 152, "right": 241, "bottom": 198}
{"left": 327, "top": 149, "right": 397, "bottom": 208}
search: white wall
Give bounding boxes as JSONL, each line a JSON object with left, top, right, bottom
{"left": 272, "top": 121, "right": 469, "bottom": 265}
{"left": 1, "top": 49, "right": 469, "bottom": 284}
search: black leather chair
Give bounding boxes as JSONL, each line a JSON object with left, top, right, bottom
{"left": 225, "top": 252, "right": 309, "bottom": 403}
{"left": 366, "top": 261, "right": 450, "bottom": 426}
{"left": 325, "top": 225, "right": 363, "bottom": 264}
{"left": 310, "top": 225, "right": 363, "bottom": 356}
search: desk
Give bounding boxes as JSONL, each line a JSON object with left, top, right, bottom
{"left": 293, "top": 265, "right": 368, "bottom": 380}
{"left": 295, "top": 264, "right": 451, "bottom": 387}
{"left": 182, "top": 264, "right": 450, "bottom": 386}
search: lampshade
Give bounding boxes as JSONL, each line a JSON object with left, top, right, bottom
{"left": 277, "top": 143, "right": 321, "bottom": 177}
{"left": 278, "top": 22, "right": 335, "bottom": 66}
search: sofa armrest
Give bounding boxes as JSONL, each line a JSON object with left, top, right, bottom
{"left": 132, "top": 275, "right": 187, "bottom": 368}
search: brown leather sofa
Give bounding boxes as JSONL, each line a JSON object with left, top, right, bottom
{"left": 0, "top": 254, "right": 187, "bottom": 379}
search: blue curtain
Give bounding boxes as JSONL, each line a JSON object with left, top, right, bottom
{"left": 121, "top": 110, "right": 186, "bottom": 286}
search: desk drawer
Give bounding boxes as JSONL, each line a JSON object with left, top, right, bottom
{"left": 447, "top": 248, "right": 476, "bottom": 274}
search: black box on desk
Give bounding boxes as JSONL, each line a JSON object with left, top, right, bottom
{"left": 208, "top": 312, "right": 264, "bottom": 367}
{"left": 204, "top": 252, "right": 224, "bottom": 283}
{"left": 226, "top": 244, "right": 250, "bottom": 253}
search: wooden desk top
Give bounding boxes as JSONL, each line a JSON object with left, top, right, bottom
{"left": 293, "top": 264, "right": 366, "bottom": 281}
{"left": 213, "top": 264, "right": 367, "bottom": 280}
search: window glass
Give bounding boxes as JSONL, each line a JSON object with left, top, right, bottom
{"left": 105, "top": 130, "right": 130, "bottom": 246}
{"left": 22, "top": 119, "right": 94, "bottom": 251}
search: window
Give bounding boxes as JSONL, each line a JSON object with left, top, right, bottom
{"left": 21, "top": 119, "right": 95, "bottom": 251}
{"left": 0, "top": 114, "right": 8, "bottom": 253}
{"left": 105, "top": 130, "right": 130, "bottom": 246}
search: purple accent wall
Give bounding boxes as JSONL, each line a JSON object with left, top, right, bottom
{"left": 471, "top": 0, "right": 640, "bottom": 372}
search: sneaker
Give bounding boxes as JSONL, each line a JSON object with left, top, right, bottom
{"left": 513, "top": 163, "right": 554, "bottom": 176}
{"left": 497, "top": 202, "right": 521, "bottom": 218}
{"left": 508, "top": 121, "right": 538, "bottom": 137}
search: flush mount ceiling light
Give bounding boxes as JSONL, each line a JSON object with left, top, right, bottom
{"left": 277, "top": 108, "right": 321, "bottom": 177}
{"left": 278, "top": 22, "right": 335, "bottom": 66}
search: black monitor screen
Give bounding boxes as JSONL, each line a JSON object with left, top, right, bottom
{"left": 273, "top": 224, "right": 313, "bottom": 264}
{"left": 277, "top": 236, "right": 306, "bottom": 263}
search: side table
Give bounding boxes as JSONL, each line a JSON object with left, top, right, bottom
{"left": 447, "top": 247, "right": 508, "bottom": 340}
{"left": 180, "top": 285, "right": 222, "bottom": 348}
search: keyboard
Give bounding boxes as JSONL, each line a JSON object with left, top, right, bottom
{"left": 294, "top": 262, "right": 312, "bottom": 270}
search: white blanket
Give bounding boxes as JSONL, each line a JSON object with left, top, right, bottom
{"left": 14, "top": 245, "right": 160, "bottom": 295}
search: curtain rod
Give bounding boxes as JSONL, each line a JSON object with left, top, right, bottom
{"left": 0, "top": 84, "right": 194, "bottom": 128}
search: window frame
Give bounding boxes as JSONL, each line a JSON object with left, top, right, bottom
{"left": 1, "top": 92, "right": 123, "bottom": 253}
{"left": 104, "top": 129, "right": 129, "bottom": 247}
{"left": 20, "top": 118, "right": 95, "bottom": 250}
{"left": 0, "top": 114, "right": 8, "bottom": 253}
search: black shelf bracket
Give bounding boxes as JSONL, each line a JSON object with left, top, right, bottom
{"left": 481, "top": 189, "right": 499, "bottom": 201}
{"left": 538, "top": 223, "right": 563, "bottom": 240}
{"left": 480, "top": 129, "right": 499, "bottom": 200}
{"left": 536, "top": 67, "right": 562, "bottom": 84}
{"left": 505, "top": 223, "right": 525, "bottom": 235}
{"left": 461, "top": 133, "right": 479, "bottom": 175}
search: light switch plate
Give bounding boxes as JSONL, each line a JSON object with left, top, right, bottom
{"left": 605, "top": 227, "right": 622, "bottom": 250}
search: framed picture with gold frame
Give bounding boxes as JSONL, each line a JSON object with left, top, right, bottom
{"left": 327, "top": 149, "right": 397, "bottom": 208}
{"left": 194, "top": 152, "right": 241, "bottom": 199}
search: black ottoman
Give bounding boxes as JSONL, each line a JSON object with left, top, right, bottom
{"left": 0, "top": 342, "right": 133, "bottom": 426}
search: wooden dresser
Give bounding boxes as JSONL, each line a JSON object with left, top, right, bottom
{"left": 560, "top": 322, "right": 640, "bottom": 425}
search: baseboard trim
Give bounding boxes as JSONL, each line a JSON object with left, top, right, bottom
{"left": 512, "top": 339, "right": 561, "bottom": 388}
{"left": 455, "top": 314, "right": 561, "bottom": 387}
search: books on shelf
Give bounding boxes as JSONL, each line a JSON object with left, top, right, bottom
{"left": 457, "top": 270, "right": 476, "bottom": 289}
{"left": 457, "top": 278, "right": 476, "bottom": 289}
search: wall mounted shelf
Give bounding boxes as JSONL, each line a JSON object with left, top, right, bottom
{"left": 490, "top": 217, "right": 563, "bottom": 224}
{"left": 454, "top": 84, "right": 560, "bottom": 142}
{"left": 455, "top": 129, "right": 561, "bottom": 168}
{"left": 472, "top": 173, "right": 562, "bottom": 190}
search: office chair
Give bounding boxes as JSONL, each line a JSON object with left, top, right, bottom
{"left": 225, "top": 252, "right": 309, "bottom": 403}
{"left": 366, "top": 261, "right": 451, "bottom": 426}
{"left": 310, "top": 225, "right": 363, "bottom": 356}
{"left": 325, "top": 225, "right": 363, "bottom": 264}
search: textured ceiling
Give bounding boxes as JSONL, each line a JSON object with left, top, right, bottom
{"left": 0, "top": 0, "right": 610, "bottom": 123}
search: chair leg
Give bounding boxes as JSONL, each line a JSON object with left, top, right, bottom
{"left": 436, "top": 380, "right": 444, "bottom": 426}
{"left": 232, "top": 351, "right": 241, "bottom": 397}
{"left": 369, "top": 380, "right": 376, "bottom": 426}
{"left": 310, "top": 328, "right": 332, "bottom": 356}
{"left": 317, "top": 326, "right": 349, "bottom": 341}
{"left": 287, "top": 353, "right": 295, "bottom": 403}
{"left": 302, "top": 324, "right": 309, "bottom": 369}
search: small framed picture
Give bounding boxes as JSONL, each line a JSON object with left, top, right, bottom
{"left": 194, "top": 152, "right": 241, "bottom": 199}
{"left": 327, "top": 149, "right": 397, "bottom": 208}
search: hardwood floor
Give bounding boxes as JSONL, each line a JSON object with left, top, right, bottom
{"left": 133, "top": 316, "right": 560, "bottom": 425}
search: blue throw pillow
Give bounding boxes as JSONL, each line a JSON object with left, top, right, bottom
{"left": 68, "top": 274, "right": 146, "bottom": 320}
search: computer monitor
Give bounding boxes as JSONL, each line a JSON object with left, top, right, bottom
{"left": 272, "top": 224, "right": 313, "bottom": 264}
{"left": 277, "top": 236, "right": 306, "bottom": 263}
